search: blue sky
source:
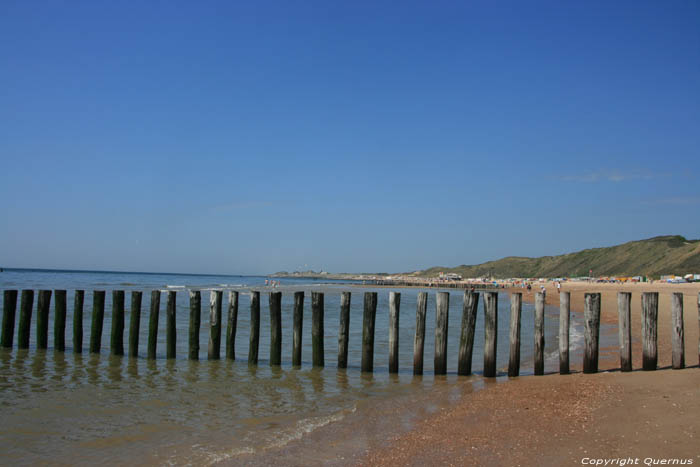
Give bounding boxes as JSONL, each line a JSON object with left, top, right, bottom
{"left": 1, "top": 1, "right": 698, "bottom": 274}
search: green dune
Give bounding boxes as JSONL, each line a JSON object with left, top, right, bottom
{"left": 415, "top": 235, "right": 700, "bottom": 279}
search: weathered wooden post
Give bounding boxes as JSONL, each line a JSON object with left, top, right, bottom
{"left": 361, "top": 292, "right": 378, "bottom": 373}
{"left": 188, "top": 290, "right": 201, "bottom": 360}
{"left": 697, "top": 292, "right": 700, "bottom": 368}
{"left": 338, "top": 292, "right": 350, "bottom": 369}
{"left": 671, "top": 292, "right": 684, "bottom": 370}
{"left": 17, "top": 290, "right": 34, "bottom": 349}
{"left": 128, "top": 291, "right": 142, "bottom": 358}
{"left": 534, "top": 292, "right": 545, "bottom": 375}
{"left": 292, "top": 291, "right": 303, "bottom": 366}
{"left": 312, "top": 292, "right": 324, "bottom": 367}
{"left": 166, "top": 291, "right": 176, "bottom": 359}
{"left": 434, "top": 292, "right": 449, "bottom": 375}
{"left": 458, "top": 291, "right": 479, "bottom": 376}
{"left": 2, "top": 290, "right": 18, "bottom": 348}
{"left": 36, "top": 290, "right": 52, "bottom": 349}
{"left": 508, "top": 292, "right": 522, "bottom": 377}
{"left": 389, "top": 292, "right": 401, "bottom": 374}
{"left": 413, "top": 292, "right": 427, "bottom": 375}
{"left": 559, "top": 291, "right": 570, "bottom": 374}
{"left": 53, "top": 290, "right": 67, "bottom": 352}
{"left": 248, "top": 291, "right": 260, "bottom": 365}
{"left": 209, "top": 290, "right": 223, "bottom": 360}
{"left": 483, "top": 292, "right": 498, "bottom": 377}
{"left": 147, "top": 290, "right": 161, "bottom": 359}
{"left": 110, "top": 290, "right": 125, "bottom": 356}
{"left": 617, "top": 292, "right": 632, "bottom": 372}
{"left": 641, "top": 292, "right": 658, "bottom": 371}
{"left": 269, "top": 291, "right": 282, "bottom": 366}
{"left": 73, "top": 290, "right": 84, "bottom": 353}
{"left": 583, "top": 293, "right": 601, "bottom": 374}
{"left": 226, "top": 291, "right": 239, "bottom": 360}
{"left": 89, "top": 291, "right": 106, "bottom": 353}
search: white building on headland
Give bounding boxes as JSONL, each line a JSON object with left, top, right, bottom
{"left": 439, "top": 272, "right": 463, "bottom": 281}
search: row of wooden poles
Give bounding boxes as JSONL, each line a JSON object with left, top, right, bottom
{"left": 1, "top": 289, "right": 697, "bottom": 375}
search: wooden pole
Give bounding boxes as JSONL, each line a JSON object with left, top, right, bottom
{"left": 53, "top": 290, "right": 67, "bottom": 352}
{"left": 110, "top": 290, "right": 125, "bottom": 356}
{"left": 292, "top": 291, "right": 303, "bottom": 366}
{"left": 338, "top": 291, "right": 350, "bottom": 369}
{"left": 483, "top": 292, "right": 498, "bottom": 377}
{"left": 698, "top": 292, "right": 700, "bottom": 368}
{"left": 73, "top": 290, "right": 84, "bottom": 353}
{"left": 128, "top": 291, "right": 142, "bottom": 358}
{"left": 534, "top": 292, "right": 545, "bottom": 375}
{"left": 226, "top": 291, "right": 239, "bottom": 360}
{"left": 269, "top": 291, "right": 282, "bottom": 366}
{"left": 508, "top": 292, "right": 522, "bottom": 377}
{"left": 89, "top": 291, "right": 106, "bottom": 353}
{"left": 458, "top": 291, "right": 479, "bottom": 376}
{"left": 361, "top": 292, "right": 378, "bottom": 373}
{"left": 413, "top": 292, "right": 428, "bottom": 375}
{"left": 388, "top": 292, "right": 401, "bottom": 374}
{"left": 641, "top": 292, "right": 658, "bottom": 371}
{"left": 36, "top": 290, "right": 52, "bottom": 350}
{"left": 583, "top": 293, "right": 601, "bottom": 374}
{"left": 147, "top": 290, "right": 161, "bottom": 360}
{"left": 1, "top": 290, "right": 18, "bottom": 348}
{"left": 434, "top": 292, "right": 449, "bottom": 375}
{"left": 166, "top": 291, "right": 176, "bottom": 359}
{"left": 17, "top": 290, "right": 34, "bottom": 349}
{"left": 209, "top": 290, "right": 223, "bottom": 360}
{"left": 188, "top": 290, "right": 201, "bottom": 360}
{"left": 311, "top": 292, "right": 324, "bottom": 367}
{"left": 617, "top": 292, "right": 632, "bottom": 372}
{"left": 559, "top": 291, "right": 570, "bottom": 374}
{"left": 248, "top": 291, "right": 260, "bottom": 365}
{"left": 671, "top": 292, "right": 684, "bottom": 370}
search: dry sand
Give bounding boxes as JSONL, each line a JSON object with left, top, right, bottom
{"left": 363, "top": 282, "right": 700, "bottom": 466}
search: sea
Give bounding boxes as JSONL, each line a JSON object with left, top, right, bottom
{"left": 0, "top": 268, "right": 615, "bottom": 465}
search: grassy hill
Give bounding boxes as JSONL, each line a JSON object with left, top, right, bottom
{"left": 415, "top": 235, "right": 700, "bottom": 279}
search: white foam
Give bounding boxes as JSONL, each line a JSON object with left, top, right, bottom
{"left": 197, "top": 406, "right": 356, "bottom": 465}
{"left": 265, "top": 406, "right": 356, "bottom": 450}
{"left": 545, "top": 323, "right": 586, "bottom": 365}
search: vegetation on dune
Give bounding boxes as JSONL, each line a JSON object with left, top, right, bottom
{"left": 415, "top": 235, "right": 700, "bottom": 279}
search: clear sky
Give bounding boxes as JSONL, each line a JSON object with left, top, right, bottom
{"left": 1, "top": 1, "right": 698, "bottom": 275}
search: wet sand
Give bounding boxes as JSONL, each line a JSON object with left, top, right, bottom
{"left": 363, "top": 282, "right": 700, "bottom": 466}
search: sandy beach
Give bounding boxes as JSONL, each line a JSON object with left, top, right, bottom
{"left": 363, "top": 282, "right": 700, "bottom": 466}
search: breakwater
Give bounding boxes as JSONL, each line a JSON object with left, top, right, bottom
{"left": 2, "top": 288, "right": 696, "bottom": 375}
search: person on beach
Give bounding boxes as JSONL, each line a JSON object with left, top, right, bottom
{"left": 556, "top": 281, "right": 561, "bottom": 293}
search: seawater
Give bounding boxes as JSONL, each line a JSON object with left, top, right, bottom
{"left": 0, "top": 269, "right": 612, "bottom": 464}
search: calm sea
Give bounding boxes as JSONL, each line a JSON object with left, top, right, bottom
{"left": 0, "top": 268, "right": 610, "bottom": 465}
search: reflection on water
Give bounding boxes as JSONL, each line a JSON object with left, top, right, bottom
{"left": 0, "top": 269, "right": 615, "bottom": 464}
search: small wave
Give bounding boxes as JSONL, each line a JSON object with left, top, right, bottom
{"left": 166, "top": 285, "right": 185, "bottom": 289}
{"left": 266, "top": 407, "right": 355, "bottom": 450}
{"left": 544, "top": 323, "right": 586, "bottom": 365}
{"left": 569, "top": 324, "right": 585, "bottom": 352}
{"left": 200, "top": 406, "right": 356, "bottom": 465}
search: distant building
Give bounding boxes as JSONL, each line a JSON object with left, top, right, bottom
{"left": 439, "top": 272, "right": 462, "bottom": 281}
